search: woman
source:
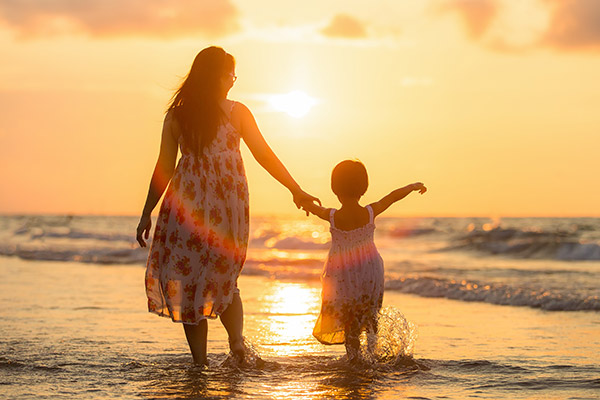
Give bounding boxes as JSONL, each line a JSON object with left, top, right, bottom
{"left": 136, "top": 46, "right": 318, "bottom": 365}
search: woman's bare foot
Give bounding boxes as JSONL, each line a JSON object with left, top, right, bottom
{"left": 229, "top": 337, "right": 245, "bottom": 361}
{"left": 192, "top": 357, "right": 209, "bottom": 368}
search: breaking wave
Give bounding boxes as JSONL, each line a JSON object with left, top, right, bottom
{"left": 444, "top": 227, "right": 600, "bottom": 261}
{"left": 385, "top": 276, "right": 600, "bottom": 311}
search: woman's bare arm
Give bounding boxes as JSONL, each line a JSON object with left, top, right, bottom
{"left": 136, "top": 112, "right": 178, "bottom": 247}
{"left": 237, "top": 102, "right": 319, "bottom": 210}
{"left": 369, "top": 182, "right": 427, "bottom": 218}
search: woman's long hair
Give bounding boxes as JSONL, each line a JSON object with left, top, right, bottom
{"left": 167, "top": 47, "right": 235, "bottom": 155}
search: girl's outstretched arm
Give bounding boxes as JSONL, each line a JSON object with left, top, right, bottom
{"left": 237, "top": 102, "right": 319, "bottom": 211}
{"left": 301, "top": 201, "right": 330, "bottom": 221}
{"left": 369, "top": 182, "right": 426, "bottom": 218}
{"left": 136, "top": 112, "right": 178, "bottom": 247}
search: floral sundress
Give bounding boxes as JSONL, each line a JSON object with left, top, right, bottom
{"left": 313, "top": 205, "right": 385, "bottom": 344}
{"left": 145, "top": 100, "right": 249, "bottom": 324}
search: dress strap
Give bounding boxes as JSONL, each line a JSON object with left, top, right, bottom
{"left": 329, "top": 209, "right": 336, "bottom": 229}
{"left": 366, "top": 205, "right": 374, "bottom": 224}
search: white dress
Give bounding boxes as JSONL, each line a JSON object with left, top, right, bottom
{"left": 313, "top": 205, "right": 385, "bottom": 344}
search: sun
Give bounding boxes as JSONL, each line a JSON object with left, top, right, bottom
{"left": 268, "top": 90, "right": 318, "bottom": 118}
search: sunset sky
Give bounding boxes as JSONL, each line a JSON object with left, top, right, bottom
{"left": 1, "top": 0, "right": 599, "bottom": 216}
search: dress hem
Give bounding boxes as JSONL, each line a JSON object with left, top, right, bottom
{"left": 148, "top": 308, "right": 221, "bottom": 325}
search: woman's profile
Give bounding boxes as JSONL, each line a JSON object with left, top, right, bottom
{"left": 136, "top": 46, "right": 318, "bottom": 366}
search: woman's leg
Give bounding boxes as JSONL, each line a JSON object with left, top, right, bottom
{"left": 220, "top": 292, "right": 245, "bottom": 358}
{"left": 183, "top": 320, "right": 208, "bottom": 365}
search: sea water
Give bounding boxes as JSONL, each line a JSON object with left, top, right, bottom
{"left": 0, "top": 215, "right": 598, "bottom": 399}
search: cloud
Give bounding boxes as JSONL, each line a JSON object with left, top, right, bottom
{"left": 436, "top": 0, "right": 498, "bottom": 39}
{"left": 543, "top": 0, "right": 600, "bottom": 49}
{"left": 436, "top": 0, "right": 600, "bottom": 52}
{"left": 0, "top": 0, "right": 240, "bottom": 39}
{"left": 320, "top": 14, "right": 367, "bottom": 39}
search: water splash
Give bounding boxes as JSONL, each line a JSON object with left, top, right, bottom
{"left": 219, "top": 337, "right": 267, "bottom": 369}
{"left": 359, "top": 306, "right": 418, "bottom": 367}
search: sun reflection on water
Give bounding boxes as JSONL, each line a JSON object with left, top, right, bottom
{"left": 255, "top": 282, "right": 322, "bottom": 356}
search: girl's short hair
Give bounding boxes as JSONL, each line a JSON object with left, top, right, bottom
{"left": 331, "top": 160, "right": 368, "bottom": 198}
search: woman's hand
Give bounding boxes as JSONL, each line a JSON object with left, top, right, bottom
{"left": 292, "top": 189, "right": 321, "bottom": 216}
{"left": 136, "top": 214, "right": 152, "bottom": 247}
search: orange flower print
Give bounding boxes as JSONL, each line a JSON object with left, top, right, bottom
{"left": 191, "top": 207, "right": 204, "bottom": 227}
{"left": 150, "top": 250, "right": 160, "bottom": 266}
{"left": 199, "top": 249, "right": 209, "bottom": 265}
{"left": 148, "top": 298, "right": 159, "bottom": 312}
{"left": 184, "top": 283, "right": 196, "bottom": 302}
{"left": 145, "top": 275, "right": 156, "bottom": 291}
{"left": 186, "top": 232, "right": 203, "bottom": 252}
{"left": 202, "top": 280, "right": 217, "bottom": 298}
{"left": 236, "top": 182, "right": 245, "bottom": 199}
{"left": 168, "top": 230, "right": 179, "bottom": 247}
{"left": 191, "top": 159, "right": 201, "bottom": 176}
{"left": 161, "top": 247, "right": 171, "bottom": 265}
{"left": 209, "top": 207, "right": 222, "bottom": 225}
{"left": 222, "top": 280, "right": 232, "bottom": 296}
{"left": 144, "top": 120, "right": 250, "bottom": 325}
{"left": 207, "top": 230, "right": 218, "bottom": 247}
{"left": 223, "top": 175, "right": 234, "bottom": 191}
{"left": 226, "top": 132, "right": 236, "bottom": 150}
{"left": 176, "top": 204, "right": 186, "bottom": 225}
{"left": 171, "top": 173, "right": 182, "bottom": 192}
{"left": 183, "top": 181, "right": 196, "bottom": 201}
{"left": 215, "top": 183, "right": 225, "bottom": 200}
{"left": 181, "top": 306, "right": 195, "bottom": 322}
{"left": 174, "top": 256, "right": 191, "bottom": 276}
{"left": 160, "top": 204, "right": 171, "bottom": 224}
{"left": 165, "top": 280, "right": 178, "bottom": 298}
{"left": 215, "top": 255, "right": 228, "bottom": 274}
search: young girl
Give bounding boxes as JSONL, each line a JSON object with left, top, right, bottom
{"left": 301, "top": 160, "right": 426, "bottom": 359}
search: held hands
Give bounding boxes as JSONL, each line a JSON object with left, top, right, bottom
{"left": 136, "top": 214, "right": 152, "bottom": 247}
{"left": 411, "top": 182, "right": 427, "bottom": 194}
{"left": 292, "top": 189, "right": 321, "bottom": 216}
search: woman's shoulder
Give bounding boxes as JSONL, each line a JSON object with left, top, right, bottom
{"left": 229, "top": 100, "right": 255, "bottom": 133}
{"left": 230, "top": 100, "right": 251, "bottom": 116}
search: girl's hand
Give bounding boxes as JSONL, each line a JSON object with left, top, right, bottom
{"left": 293, "top": 189, "right": 321, "bottom": 216}
{"left": 412, "top": 182, "right": 427, "bottom": 194}
{"left": 136, "top": 214, "right": 152, "bottom": 247}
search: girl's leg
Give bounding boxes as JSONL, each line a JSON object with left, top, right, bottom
{"left": 220, "top": 292, "right": 245, "bottom": 359}
{"left": 366, "top": 315, "right": 378, "bottom": 355}
{"left": 183, "top": 320, "right": 208, "bottom": 365}
{"left": 344, "top": 322, "right": 360, "bottom": 360}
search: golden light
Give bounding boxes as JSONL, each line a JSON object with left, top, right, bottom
{"left": 257, "top": 282, "right": 321, "bottom": 356}
{"left": 268, "top": 90, "right": 318, "bottom": 118}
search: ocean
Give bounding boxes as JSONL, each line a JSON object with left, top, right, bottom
{"left": 0, "top": 215, "right": 599, "bottom": 399}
